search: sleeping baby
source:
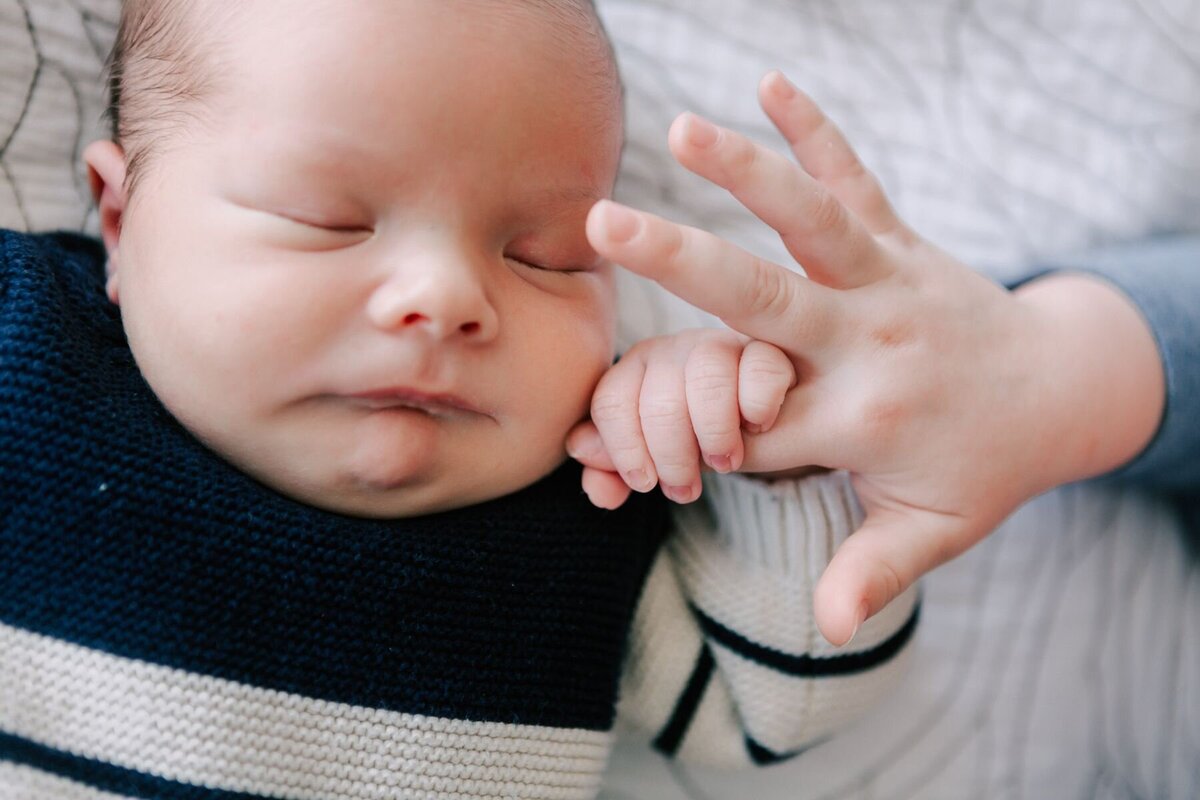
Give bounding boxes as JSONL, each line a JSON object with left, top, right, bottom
{"left": 0, "top": 1, "right": 918, "bottom": 798}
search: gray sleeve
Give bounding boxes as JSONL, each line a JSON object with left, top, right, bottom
{"left": 1009, "top": 236, "right": 1200, "bottom": 491}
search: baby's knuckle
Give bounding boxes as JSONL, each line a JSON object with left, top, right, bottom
{"left": 590, "top": 391, "right": 636, "bottom": 424}
{"left": 686, "top": 350, "right": 732, "bottom": 381}
{"left": 686, "top": 358, "right": 734, "bottom": 395}
{"left": 689, "top": 383, "right": 734, "bottom": 414}
{"left": 741, "top": 358, "right": 792, "bottom": 387}
{"left": 639, "top": 398, "right": 689, "bottom": 428}
{"left": 654, "top": 454, "right": 699, "bottom": 475}
{"left": 693, "top": 416, "right": 738, "bottom": 439}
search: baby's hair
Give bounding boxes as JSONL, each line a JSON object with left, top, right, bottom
{"left": 105, "top": 0, "right": 621, "bottom": 197}
{"left": 507, "top": 0, "right": 623, "bottom": 120}
{"left": 106, "top": 0, "right": 228, "bottom": 196}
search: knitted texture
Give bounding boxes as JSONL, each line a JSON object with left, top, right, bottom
{"left": 0, "top": 229, "right": 921, "bottom": 798}
{"left": 0, "top": 229, "right": 670, "bottom": 799}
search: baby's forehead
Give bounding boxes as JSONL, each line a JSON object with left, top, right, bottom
{"left": 185, "top": 3, "right": 621, "bottom": 244}
{"left": 215, "top": 0, "right": 615, "bottom": 75}
{"left": 114, "top": 1, "right": 620, "bottom": 190}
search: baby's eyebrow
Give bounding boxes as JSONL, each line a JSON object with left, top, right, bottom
{"left": 231, "top": 129, "right": 382, "bottom": 175}
{"left": 543, "top": 184, "right": 604, "bottom": 205}
{"left": 521, "top": 185, "right": 606, "bottom": 221}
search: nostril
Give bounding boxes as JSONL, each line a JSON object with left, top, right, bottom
{"left": 403, "top": 312, "right": 427, "bottom": 326}
{"left": 460, "top": 321, "right": 481, "bottom": 336}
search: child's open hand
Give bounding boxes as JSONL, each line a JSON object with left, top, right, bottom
{"left": 568, "top": 71, "right": 1164, "bottom": 648}
{"left": 566, "top": 329, "right": 794, "bottom": 509}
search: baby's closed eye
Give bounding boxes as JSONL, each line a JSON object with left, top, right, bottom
{"left": 237, "top": 203, "right": 375, "bottom": 251}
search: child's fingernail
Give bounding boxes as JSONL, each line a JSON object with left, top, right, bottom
{"left": 843, "top": 602, "right": 868, "bottom": 647}
{"left": 599, "top": 200, "right": 641, "bottom": 243}
{"left": 706, "top": 453, "right": 732, "bottom": 473}
{"left": 683, "top": 113, "right": 719, "bottom": 149}
{"left": 624, "top": 469, "right": 653, "bottom": 492}
{"left": 663, "top": 484, "right": 698, "bottom": 504}
{"left": 769, "top": 70, "right": 796, "bottom": 99}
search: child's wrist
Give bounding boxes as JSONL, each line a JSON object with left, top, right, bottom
{"left": 1013, "top": 271, "right": 1165, "bottom": 489}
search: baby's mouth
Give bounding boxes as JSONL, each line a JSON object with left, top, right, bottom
{"left": 345, "top": 387, "right": 491, "bottom": 419}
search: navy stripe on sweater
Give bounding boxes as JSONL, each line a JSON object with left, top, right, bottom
{"left": 652, "top": 645, "right": 716, "bottom": 756}
{"left": 0, "top": 731, "right": 262, "bottom": 800}
{"left": 691, "top": 601, "right": 920, "bottom": 676}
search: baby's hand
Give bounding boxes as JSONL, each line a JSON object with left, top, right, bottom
{"left": 567, "top": 329, "right": 795, "bottom": 508}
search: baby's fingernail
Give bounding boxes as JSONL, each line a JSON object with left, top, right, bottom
{"left": 769, "top": 70, "right": 796, "bottom": 100}
{"left": 683, "top": 113, "right": 719, "bottom": 149}
{"left": 743, "top": 422, "right": 763, "bottom": 435}
{"left": 706, "top": 453, "right": 732, "bottom": 473}
{"left": 663, "top": 484, "right": 698, "bottom": 504}
{"left": 624, "top": 469, "right": 654, "bottom": 493}
{"left": 598, "top": 200, "right": 641, "bottom": 243}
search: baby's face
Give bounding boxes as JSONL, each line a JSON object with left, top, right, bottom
{"left": 105, "top": 1, "right": 622, "bottom": 516}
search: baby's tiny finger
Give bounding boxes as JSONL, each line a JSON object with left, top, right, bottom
{"left": 590, "top": 351, "right": 658, "bottom": 492}
{"left": 639, "top": 347, "right": 703, "bottom": 504}
{"left": 684, "top": 336, "right": 744, "bottom": 473}
{"left": 738, "top": 340, "right": 797, "bottom": 433}
{"left": 581, "top": 466, "right": 632, "bottom": 510}
{"left": 565, "top": 421, "right": 618, "bottom": 472}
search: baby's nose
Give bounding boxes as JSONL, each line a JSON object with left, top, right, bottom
{"left": 366, "top": 274, "right": 499, "bottom": 343}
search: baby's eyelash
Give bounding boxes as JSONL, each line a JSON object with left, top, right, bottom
{"left": 283, "top": 215, "right": 373, "bottom": 235}
{"left": 506, "top": 256, "right": 587, "bottom": 274}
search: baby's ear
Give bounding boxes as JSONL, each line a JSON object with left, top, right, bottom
{"left": 83, "top": 140, "right": 128, "bottom": 304}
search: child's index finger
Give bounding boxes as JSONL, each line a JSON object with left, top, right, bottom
{"left": 586, "top": 200, "right": 837, "bottom": 351}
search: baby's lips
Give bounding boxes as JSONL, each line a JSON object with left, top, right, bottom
{"left": 344, "top": 385, "right": 492, "bottom": 419}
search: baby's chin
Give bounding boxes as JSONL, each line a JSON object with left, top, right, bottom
{"left": 272, "top": 460, "right": 566, "bottom": 520}
{"left": 277, "top": 478, "right": 498, "bottom": 520}
{"left": 241, "top": 430, "right": 570, "bottom": 520}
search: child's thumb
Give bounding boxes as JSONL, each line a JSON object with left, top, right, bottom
{"left": 813, "top": 509, "right": 948, "bottom": 646}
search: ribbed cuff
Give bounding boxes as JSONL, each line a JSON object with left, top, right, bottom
{"left": 669, "top": 469, "right": 916, "bottom": 661}
{"left": 692, "top": 469, "right": 863, "bottom": 576}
